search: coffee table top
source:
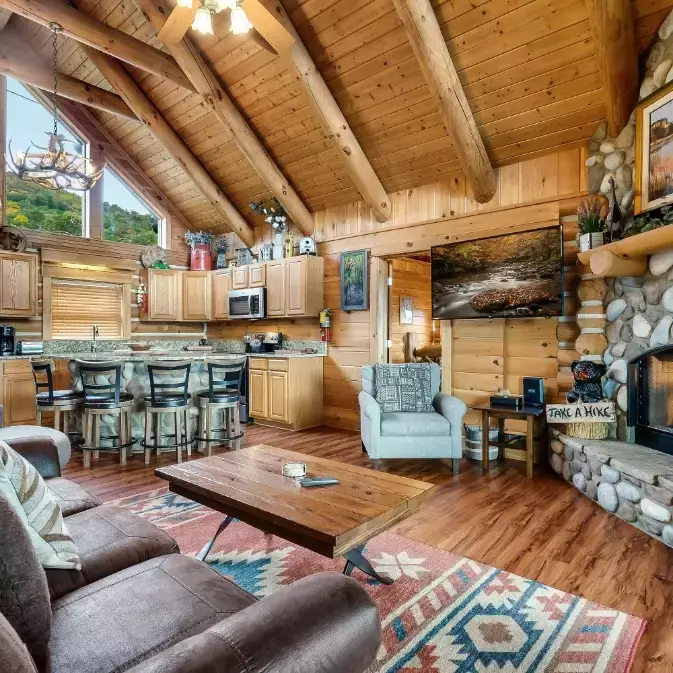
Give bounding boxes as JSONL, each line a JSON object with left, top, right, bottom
{"left": 156, "top": 444, "right": 436, "bottom": 558}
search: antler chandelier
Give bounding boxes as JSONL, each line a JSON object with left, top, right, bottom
{"left": 6, "top": 23, "right": 105, "bottom": 192}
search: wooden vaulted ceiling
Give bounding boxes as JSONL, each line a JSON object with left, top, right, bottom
{"left": 2, "top": 0, "right": 672, "bottom": 236}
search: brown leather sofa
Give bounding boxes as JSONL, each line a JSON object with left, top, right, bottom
{"left": 0, "top": 437, "right": 382, "bottom": 673}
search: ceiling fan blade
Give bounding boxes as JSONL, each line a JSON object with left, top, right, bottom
{"left": 240, "top": 0, "right": 294, "bottom": 52}
{"left": 157, "top": 0, "right": 200, "bottom": 46}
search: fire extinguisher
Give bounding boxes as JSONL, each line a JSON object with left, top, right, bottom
{"left": 320, "top": 308, "right": 331, "bottom": 343}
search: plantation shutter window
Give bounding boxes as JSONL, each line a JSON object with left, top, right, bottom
{"left": 50, "top": 280, "right": 125, "bottom": 340}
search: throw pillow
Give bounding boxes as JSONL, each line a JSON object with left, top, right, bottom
{"left": 0, "top": 440, "right": 81, "bottom": 570}
{"left": 374, "top": 363, "right": 434, "bottom": 413}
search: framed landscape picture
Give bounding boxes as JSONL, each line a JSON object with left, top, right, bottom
{"left": 636, "top": 81, "right": 673, "bottom": 214}
{"left": 340, "top": 250, "right": 368, "bottom": 311}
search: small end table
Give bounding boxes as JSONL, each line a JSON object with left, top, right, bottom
{"left": 474, "top": 402, "right": 546, "bottom": 478}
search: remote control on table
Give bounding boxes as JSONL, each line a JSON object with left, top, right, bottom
{"left": 299, "top": 477, "right": 339, "bottom": 487}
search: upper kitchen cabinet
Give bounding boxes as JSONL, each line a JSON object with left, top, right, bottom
{"left": 285, "top": 256, "right": 323, "bottom": 317}
{"left": 145, "top": 268, "right": 181, "bottom": 321}
{"left": 182, "top": 271, "right": 212, "bottom": 321}
{"left": 0, "top": 251, "right": 37, "bottom": 317}
{"left": 212, "top": 270, "right": 230, "bottom": 320}
{"left": 231, "top": 266, "right": 248, "bottom": 290}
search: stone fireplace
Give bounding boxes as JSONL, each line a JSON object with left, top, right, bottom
{"left": 628, "top": 346, "right": 673, "bottom": 457}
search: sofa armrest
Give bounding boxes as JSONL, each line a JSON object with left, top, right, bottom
{"left": 359, "top": 390, "right": 381, "bottom": 424}
{"left": 3, "top": 437, "right": 62, "bottom": 479}
{"left": 433, "top": 393, "right": 468, "bottom": 457}
{"left": 130, "top": 572, "right": 381, "bottom": 673}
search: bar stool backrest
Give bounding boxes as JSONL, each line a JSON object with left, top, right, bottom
{"left": 76, "top": 361, "right": 123, "bottom": 406}
{"left": 30, "top": 359, "right": 56, "bottom": 404}
{"left": 204, "top": 357, "right": 246, "bottom": 402}
{"left": 147, "top": 361, "right": 191, "bottom": 406}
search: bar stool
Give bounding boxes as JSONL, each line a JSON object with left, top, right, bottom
{"left": 142, "top": 361, "right": 192, "bottom": 465}
{"left": 76, "top": 361, "right": 134, "bottom": 468}
{"left": 196, "top": 358, "right": 245, "bottom": 455}
{"left": 30, "top": 358, "right": 82, "bottom": 435}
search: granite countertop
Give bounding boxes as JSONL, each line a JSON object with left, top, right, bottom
{"left": 0, "top": 351, "right": 325, "bottom": 361}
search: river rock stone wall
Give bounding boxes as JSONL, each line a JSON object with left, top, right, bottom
{"left": 550, "top": 430, "right": 673, "bottom": 548}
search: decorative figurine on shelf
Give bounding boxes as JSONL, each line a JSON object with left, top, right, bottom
{"left": 237, "top": 248, "right": 253, "bottom": 266}
{"left": 214, "top": 235, "right": 229, "bottom": 269}
{"left": 250, "top": 197, "right": 288, "bottom": 260}
{"left": 184, "top": 231, "right": 213, "bottom": 270}
{"left": 284, "top": 232, "right": 296, "bottom": 259}
{"left": 300, "top": 236, "right": 316, "bottom": 255}
{"left": 567, "top": 360, "right": 607, "bottom": 404}
{"left": 259, "top": 242, "right": 273, "bottom": 262}
{"left": 606, "top": 177, "right": 623, "bottom": 243}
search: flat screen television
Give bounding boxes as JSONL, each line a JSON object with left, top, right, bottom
{"left": 431, "top": 226, "right": 564, "bottom": 320}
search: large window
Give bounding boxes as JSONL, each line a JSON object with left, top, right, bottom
{"left": 5, "top": 78, "right": 85, "bottom": 236}
{"left": 103, "top": 168, "right": 160, "bottom": 245}
{"left": 49, "top": 279, "right": 127, "bottom": 340}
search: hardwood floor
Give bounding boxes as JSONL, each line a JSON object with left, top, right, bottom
{"left": 64, "top": 423, "right": 673, "bottom": 673}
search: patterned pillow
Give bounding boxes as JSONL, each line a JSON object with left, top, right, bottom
{"left": 0, "top": 440, "right": 81, "bottom": 570}
{"left": 374, "top": 363, "right": 434, "bottom": 413}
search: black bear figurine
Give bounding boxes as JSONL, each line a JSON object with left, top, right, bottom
{"left": 567, "top": 360, "right": 607, "bottom": 404}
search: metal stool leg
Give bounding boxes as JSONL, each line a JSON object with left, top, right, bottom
{"left": 119, "top": 411, "right": 127, "bottom": 466}
{"left": 144, "top": 408, "right": 152, "bottom": 464}
{"left": 175, "top": 411, "right": 182, "bottom": 463}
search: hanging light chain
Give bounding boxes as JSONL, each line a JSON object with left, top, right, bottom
{"left": 48, "top": 22, "right": 62, "bottom": 137}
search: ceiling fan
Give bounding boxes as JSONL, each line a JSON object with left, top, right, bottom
{"left": 158, "top": 0, "right": 294, "bottom": 54}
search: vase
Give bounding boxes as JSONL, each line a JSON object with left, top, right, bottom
{"left": 190, "top": 243, "right": 212, "bottom": 270}
{"left": 216, "top": 251, "right": 227, "bottom": 269}
{"left": 579, "top": 232, "right": 604, "bottom": 252}
{"left": 272, "top": 232, "right": 284, "bottom": 260}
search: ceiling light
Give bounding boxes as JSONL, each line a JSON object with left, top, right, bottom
{"left": 214, "top": 0, "right": 236, "bottom": 10}
{"left": 191, "top": 6, "right": 214, "bottom": 34}
{"left": 230, "top": 5, "right": 252, "bottom": 34}
{"left": 176, "top": 0, "right": 193, "bottom": 8}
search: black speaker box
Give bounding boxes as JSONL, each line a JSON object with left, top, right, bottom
{"left": 523, "top": 377, "right": 544, "bottom": 407}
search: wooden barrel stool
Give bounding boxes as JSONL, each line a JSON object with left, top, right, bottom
{"left": 196, "top": 358, "right": 246, "bottom": 455}
{"left": 76, "top": 361, "right": 134, "bottom": 468}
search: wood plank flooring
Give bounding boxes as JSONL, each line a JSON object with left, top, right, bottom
{"left": 64, "top": 423, "right": 673, "bottom": 673}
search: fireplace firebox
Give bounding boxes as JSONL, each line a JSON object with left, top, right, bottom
{"left": 627, "top": 345, "right": 673, "bottom": 456}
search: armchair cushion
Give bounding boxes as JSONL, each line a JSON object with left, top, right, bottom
{"left": 381, "top": 411, "right": 452, "bottom": 437}
{"left": 128, "top": 572, "right": 380, "bottom": 673}
{"left": 45, "top": 478, "right": 102, "bottom": 517}
{"left": 374, "top": 363, "right": 434, "bottom": 412}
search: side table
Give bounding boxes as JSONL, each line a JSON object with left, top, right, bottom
{"left": 474, "top": 403, "right": 546, "bottom": 478}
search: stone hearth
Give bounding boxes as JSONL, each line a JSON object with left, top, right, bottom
{"left": 550, "top": 430, "right": 673, "bottom": 547}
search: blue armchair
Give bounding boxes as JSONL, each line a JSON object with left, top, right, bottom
{"left": 358, "top": 363, "right": 467, "bottom": 472}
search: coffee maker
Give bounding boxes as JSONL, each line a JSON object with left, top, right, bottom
{"left": 0, "top": 326, "right": 15, "bottom": 356}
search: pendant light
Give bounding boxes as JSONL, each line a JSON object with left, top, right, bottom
{"left": 190, "top": 0, "right": 251, "bottom": 36}
{"left": 230, "top": 4, "right": 252, "bottom": 34}
{"left": 191, "top": 6, "right": 214, "bottom": 34}
{"left": 6, "top": 23, "right": 105, "bottom": 192}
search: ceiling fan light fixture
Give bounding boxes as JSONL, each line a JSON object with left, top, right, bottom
{"left": 191, "top": 6, "right": 214, "bottom": 34}
{"left": 230, "top": 5, "right": 252, "bottom": 34}
{"left": 176, "top": 0, "right": 193, "bottom": 8}
{"left": 214, "top": 0, "right": 236, "bottom": 11}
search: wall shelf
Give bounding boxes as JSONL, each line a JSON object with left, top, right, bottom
{"left": 577, "top": 225, "right": 673, "bottom": 277}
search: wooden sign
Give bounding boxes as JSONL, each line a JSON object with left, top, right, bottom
{"left": 546, "top": 402, "right": 616, "bottom": 423}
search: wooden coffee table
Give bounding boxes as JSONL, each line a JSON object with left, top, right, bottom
{"left": 156, "top": 444, "right": 436, "bottom": 585}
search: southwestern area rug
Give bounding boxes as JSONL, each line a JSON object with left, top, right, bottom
{"left": 110, "top": 487, "right": 646, "bottom": 673}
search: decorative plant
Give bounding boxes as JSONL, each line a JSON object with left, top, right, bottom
{"left": 250, "top": 197, "right": 288, "bottom": 233}
{"left": 184, "top": 231, "right": 213, "bottom": 249}
{"left": 577, "top": 194, "right": 608, "bottom": 235}
{"left": 213, "top": 234, "right": 229, "bottom": 253}
{"left": 625, "top": 205, "right": 673, "bottom": 237}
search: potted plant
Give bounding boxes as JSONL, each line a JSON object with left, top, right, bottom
{"left": 250, "top": 198, "right": 288, "bottom": 260}
{"left": 213, "top": 235, "right": 229, "bottom": 269}
{"left": 184, "top": 231, "right": 213, "bottom": 270}
{"left": 577, "top": 195, "right": 608, "bottom": 252}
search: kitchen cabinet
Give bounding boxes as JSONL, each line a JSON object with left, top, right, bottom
{"left": 248, "top": 263, "right": 266, "bottom": 288}
{"left": 248, "top": 357, "right": 323, "bottom": 430}
{"left": 182, "top": 271, "right": 212, "bottom": 321}
{"left": 231, "top": 266, "right": 248, "bottom": 290}
{"left": 212, "top": 270, "right": 230, "bottom": 320}
{"left": 146, "top": 269, "right": 181, "bottom": 321}
{"left": 265, "top": 259, "right": 285, "bottom": 317}
{"left": 0, "top": 360, "right": 36, "bottom": 426}
{"left": 0, "top": 251, "right": 37, "bottom": 317}
{"left": 285, "top": 256, "right": 323, "bottom": 317}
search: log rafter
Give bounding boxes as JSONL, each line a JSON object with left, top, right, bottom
{"left": 585, "top": 0, "right": 639, "bottom": 137}
{"left": 390, "top": 0, "right": 496, "bottom": 204}
{"left": 82, "top": 46, "right": 255, "bottom": 246}
{"left": 134, "top": 0, "right": 315, "bottom": 237}
{"left": 0, "top": 22, "right": 136, "bottom": 120}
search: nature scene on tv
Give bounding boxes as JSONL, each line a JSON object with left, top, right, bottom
{"left": 431, "top": 227, "right": 563, "bottom": 319}
{"left": 649, "top": 98, "right": 673, "bottom": 202}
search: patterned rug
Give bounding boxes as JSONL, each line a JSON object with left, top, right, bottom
{"left": 110, "top": 487, "right": 646, "bottom": 673}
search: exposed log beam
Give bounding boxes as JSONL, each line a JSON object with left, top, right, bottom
{"left": 240, "top": 0, "right": 294, "bottom": 52}
{"left": 156, "top": 0, "right": 198, "bottom": 46}
{"left": 0, "top": 23, "right": 136, "bottom": 120}
{"left": 82, "top": 47, "right": 255, "bottom": 246}
{"left": 268, "top": 1, "right": 391, "bottom": 223}
{"left": 0, "top": 0, "right": 195, "bottom": 92}
{"left": 0, "top": 8, "right": 11, "bottom": 31}
{"left": 586, "top": 0, "right": 638, "bottom": 137}
{"left": 390, "top": 0, "right": 496, "bottom": 204}
{"left": 589, "top": 250, "right": 647, "bottom": 277}
{"left": 135, "top": 0, "right": 314, "bottom": 236}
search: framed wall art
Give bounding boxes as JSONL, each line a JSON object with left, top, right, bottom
{"left": 400, "top": 297, "right": 413, "bottom": 324}
{"left": 340, "top": 249, "right": 368, "bottom": 311}
{"left": 636, "top": 81, "right": 673, "bottom": 214}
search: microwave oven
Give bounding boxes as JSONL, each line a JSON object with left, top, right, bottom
{"left": 228, "top": 288, "right": 266, "bottom": 319}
